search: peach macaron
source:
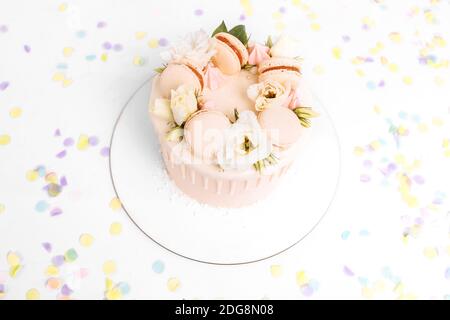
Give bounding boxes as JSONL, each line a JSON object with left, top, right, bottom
{"left": 258, "top": 107, "right": 302, "bottom": 149}
{"left": 212, "top": 32, "right": 249, "bottom": 75}
{"left": 258, "top": 57, "right": 302, "bottom": 89}
{"left": 184, "top": 110, "right": 231, "bottom": 162}
{"left": 158, "top": 62, "right": 204, "bottom": 98}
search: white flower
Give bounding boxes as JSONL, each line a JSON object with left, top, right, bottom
{"left": 170, "top": 85, "right": 198, "bottom": 126}
{"left": 217, "top": 111, "right": 272, "bottom": 171}
{"left": 151, "top": 98, "right": 174, "bottom": 122}
{"left": 269, "top": 35, "right": 303, "bottom": 58}
{"left": 247, "top": 80, "right": 291, "bottom": 111}
{"left": 160, "top": 29, "right": 216, "bottom": 68}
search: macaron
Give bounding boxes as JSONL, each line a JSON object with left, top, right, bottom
{"left": 258, "top": 57, "right": 302, "bottom": 89}
{"left": 184, "top": 110, "right": 231, "bottom": 162}
{"left": 258, "top": 107, "right": 302, "bottom": 148}
{"left": 212, "top": 32, "right": 249, "bottom": 75}
{"left": 158, "top": 62, "right": 204, "bottom": 98}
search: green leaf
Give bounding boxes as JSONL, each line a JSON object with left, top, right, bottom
{"left": 154, "top": 64, "right": 167, "bottom": 74}
{"left": 212, "top": 21, "right": 228, "bottom": 37}
{"left": 228, "top": 24, "right": 249, "bottom": 46}
{"left": 265, "top": 36, "right": 273, "bottom": 48}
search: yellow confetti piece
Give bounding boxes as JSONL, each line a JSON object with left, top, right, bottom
{"left": 106, "top": 287, "right": 122, "bottom": 300}
{"left": 313, "top": 65, "right": 324, "bottom": 75}
{"left": 109, "top": 222, "right": 122, "bottom": 235}
{"left": 9, "top": 107, "right": 22, "bottom": 118}
{"left": 296, "top": 271, "right": 308, "bottom": 286}
{"left": 361, "top": 286, "right": 374, "bottom": 299}
{"left": 52, "top": 72, "right": 65, "bottom": 82}
{"left": 63, "top": 47, "right": 74, "bottom": 57}
{"left": 101, "top": 53, "right": 108, "bottom": 62}
{"left": 417, "top": 123, "right": 428, "bottom": 133}
{"left": 240, "top": 0, "right": 253, "bottom": 16}
{"left": 373, "top": 105, "right": 381, "bottom": 114}
{"left": 443, "top": 139, "right": 449, "bottom": 148}
{"left": 355, "top": 69, "right": 365, "bottom": 77}
{"left": 109, "top": 197, "right": 122, "bottom": 210}
{"left": 402, "top": 76, "right": 413, "bottom": 85}
{"left": 388, "top": 63, "right": 399, "bottom": 72}
{"left": 380, "top": 56, "right": 388, "bottom": 65}
{"left": 45, "top": 172, "right": 58, "bottom": 184}
{"left": 332, "top": 47, "right": 341, "bottom": 59}
{"left": 79, "top": 233, "right": 94, "bottom": 247}
{"left": 58, "top": 3, "right": 67, "bottom": 12}
{"left": 432, "top": 117, "right": 443, "bottom": 127}
{"left": 148, "top": 39, "right": 159, "bottom": 49}
{"left": 0, "top": 134, "right": 11, "bottom": 146}
{"left": 0, "top": 203, "right": 5, "bottom": 214}
{"left": 424, "top": 11, "right": 435, "bottom": 24}
{"left": 133, "top": 56, "right": 145, "bottom": 66}
{"left": 135, "top": 31, "right": 147, "bottom": 40}
{"left": 77, "top": 134, "right": 89, "bottom": 150}
{"left": 423, "top": 246, "right": 438, "bottom": 259}
{"left": 9, "top": 265, "right": 22, "bottom": 278}
{"left": 7, "top": 252, "right": 21, "bottom": 266}
{"left": 432, "top": 35, "right": 446, "bottom": 48}
{"left": 270, "top": 265, "right": 283, "bottom": 277}
{"left": 445, "top": 149, "right": 450, "bottom": 158}
{"left": 353, "top": 146, "right": 364, "bottom": 156}
{"left": 370, "top": 140, "right": 381, "bottom": 150}
{"left": 62, "top": 78, "right": 73, "bottom": 88}
{"left": 26, "top": 170, "right": 39, "bottom": 182}
{"left": 105, "top": 277, "right": 113, "bottom": 291}
{"left": 103, "top": 260, "right": 117, "bottom": 275}
{"left": 389, "top": 32, "right": 402, "bottom": 43}
{"left": 395, "top": 154, "right": 406, "bottom": 165}
{"left": 46, "top": 265, "right": 59, "bottom": 276}
{"left": 310, "top": 23, "right": 321, "bottom": 31}
{"left": 26, "top": 289, "right": 40, "bottom": 300}
{"left": 167, "top": 277, "right": 180, "bottom": 292}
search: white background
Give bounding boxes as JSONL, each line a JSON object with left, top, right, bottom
{"left": 0, "top": 0, "right": 449, "bottom": 299}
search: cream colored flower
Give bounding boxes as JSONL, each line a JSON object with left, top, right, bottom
{"left": 217, "top": 111, "right": 272, "bottom": 171}
{"left": 247, "top": 80, "right": 291, "bottom": 111}
{"left": 269, "top": 35, "right": 303, "bottom": 58}
{"left": 150, "top": 98, "right": 174, "bottom": 122}
{"left": 160, "top": 29, "right": 216, "bottom": 68}
{"left": 170, "top": 85, "right": 198, "bottom": 126}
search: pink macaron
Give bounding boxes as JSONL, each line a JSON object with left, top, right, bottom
{"left": 212, "top": 32, "right": 249, "bottom": 75}
{"left": 258, "top": 107, "right": 302, "bottom": 149}
{"left": 184, "top": 110, "right": 231, "bottom": 162}
{"left": 258, "top": 57, "right": 302, "bottom": 89}
{"left": 158, "top": 62, "right": 204, "bottom": 98}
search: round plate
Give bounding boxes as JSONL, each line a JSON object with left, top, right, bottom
{"left": 109, "top": 78, "right": 341, "bottom": 265}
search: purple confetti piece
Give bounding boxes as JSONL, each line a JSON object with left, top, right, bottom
{"left": 56, "top": 150, "right": 66, "bottom": 159}
{"left": 414, "top": 217, "right": 424, "bottom": 225}
{"left": 360, "top": 174, "right": 371, "bottom": 183}
{"left": 0, "top": 25, "right": 7, "bottom": 33}
{"left": 88, "top": 136, "right": 99, "bottom": 146}
{"left": 100, "top": 146, "right": 110, "bottom": 157}
{"left": 60, "top": 176, "right": 67, "bottom": 187}
{"left": 113, "top": 43, "right": 123, "bottom": 51}
{"left": 54, "top": 129, "right": 61, "bottom": 137}
{"left": 301, "top": 284, "right": 314, "bottom": 296}
{"left": 0, "top": 81, "right": 9, "bottom": 91}
{"left": 24, "top": 45, "right": 31, "bottom": 53}
{"left": 50, "top": 207, "right": 63, "bottom": 217}
{"left": 239, "top": 14, "right": 246, "bottom": 21}
{"left": 52, "top": 255, "right": 65, "bottom": 267}
{"left": 378, "top": 80, "right": 385, "bottom": 87}
{"left": 363, "top": 160, "right": 372, "bottom": 168}
{"left": 279, "top": 6, "right": 287, "bottom": 14}
{"left": 343, "top": 266, "right": 354, "bottom": 276}
{"left": 0, "top": 284, "right": 4, "bottom": 292}
{"left": 194, "top": 9, "right": 203, "bottom": 16}
{"left": 158, "top": 38, "right": 168, "bottom": 47}
{"left": 387, "top": 163, "right": 397, "bottom": 172}
{"left": 97, "top": 21, "right": 107, "bottom": 28}
{"left": 63, "top": 137, "right": 74, "bottom": 147}
{"left": 42, "top": 242, "right": 52, "bottom": 253}
{"left": 445, "top": 267, "right": 450, "bottom": 280}
{"left": 61, "top": 284, "right": 73, "bottom": 296}
{"left": 413, "top": 175, "right": 425, "bottom": 185}
{"left": 342, "top": 35, "right": 351, "bottom": 42}
{"left": 103, "top": 42, "right": 112, "bottom": 50}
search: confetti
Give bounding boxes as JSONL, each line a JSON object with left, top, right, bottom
{"left": 103, "top": 260, "right": 117, "bottom": 275}
{"left": 270, "top": 265, "right": 283, "bottom": 277}
{"left": 152, "top": 260, "right": 165, "bottom": 274}
{"left": 0, "top": 203, "right": 5, "bottom": 214}
{"left": 167, "top": 277, "right": 180, "bottom": 292}
{"left": 0, "top": 81, "right": 9, "bottom": 91}
{"left": 25, "top": 289, "right": 40, "bottom": 300}
{"left": 109, "top": 222, "right": 122, "bottom": 235}
{"left": 341, "top": 230, "right": 350, "bottom": 240}
{"left": 0, "top": 134, "right": 11, "bottom": 146}
{"left": 79, "top": 233, "right": 94, "bottom": 247}
{"left": 109, "top": 197, "right": 122, "bottom": 210}
{"left": 64, "top": 248, "right": 78, "bottom": 262}
{"left": 9, "top": 107, "right": 22, "bottom": 118}
{"left": 35, "top": 200, "right": 49, "bottom": 212}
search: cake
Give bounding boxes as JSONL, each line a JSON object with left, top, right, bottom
{"left": 148, "top": 21, "right": 318, "bottom": 208}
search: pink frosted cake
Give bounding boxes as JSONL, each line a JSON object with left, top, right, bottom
{"left": 148, "top": 21, "right": 318, "bottom": 208}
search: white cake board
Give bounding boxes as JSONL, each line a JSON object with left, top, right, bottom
{"left": 109, "top": 78, "right": 341, "bottom": 265}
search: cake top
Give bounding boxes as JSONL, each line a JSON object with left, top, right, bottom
{"left": 149, "top": 21, "right": 318, "bottom": 173}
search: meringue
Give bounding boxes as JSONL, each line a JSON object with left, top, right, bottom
{"left": 248, "top": 43, "right": 270, "bottom": 65}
